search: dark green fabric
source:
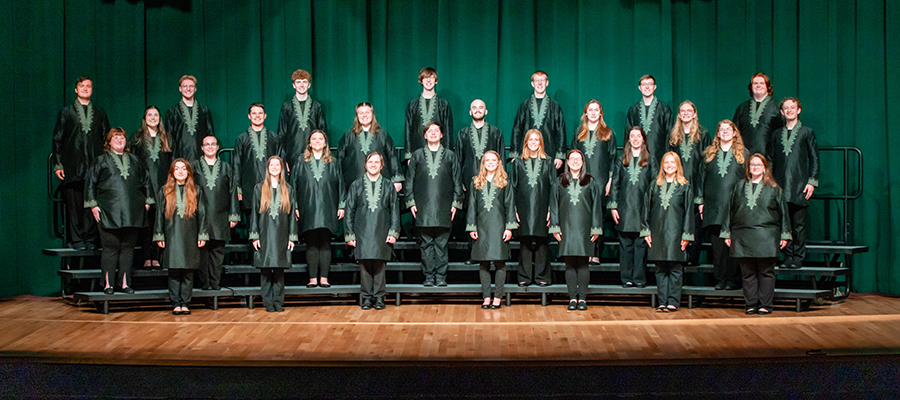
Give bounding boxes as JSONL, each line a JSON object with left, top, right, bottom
{"left": 642, "top": 181, "right": 694, "bottom": 262}
{"left": 291, "top": 156, "right": 344, "bottom": 234}
{"left": 164, "top": 101, "right": 215, "bottom": 161}
{"left": 52, "top": 102, "right": 111, "bottom": 183}
{"left": 277, "top": 98, "right": 327, "bottom": 169}
{"left": 609, "top": 156, "right": 653, "bottom": 233}
{"left": 625, "top": 99, "right": 674, "bottom": 169}
{"left": 154, "top": 185, "right": 208, "bottom": 270}
{"left": 507, "top": 157, "right": 555, "bottom": 237}
{"left": 128, "top": 133, "right": 172, "bottom": 195}
{"left": 233, "top": 127, "right": 282, "bottom": 202}
{"left": 249, "top": 184, "right": 299, "bottom": 269}
{"left": 772, "top": 124, "right": 820, "bottom": 206}
{"left": 732, "top": 98, "right": 783, "bottom": 159}
{"left": 404, "top": 145, "right": 463, "bottom": 228}
{"left": 84, "top": 152, "right": 152, "bottom": 230}
{"left": 668, "top": 127, "right": 711, "bottom": 202}
{"left": 549, "top": 176, "right": 604, "bottom": 257}
{"left": 344, "top": 176, "right": 400, "bottom": 261}
{"left": 453, "top": 123, "right": 504, "bottom": 184}
{"left": 721, "top": 181, "right": 791, "bottom": 259}
{"left": 190, "top": 158, "right": 240, "bottom": 241}
{"left": 466, "top": 178, "right": 516, "bottom": 261}
{"left": 698, "top": 147, "right": 751, "bottom": 228}
{"left": 404, "top": 96, "right": 453, "bottom": 159}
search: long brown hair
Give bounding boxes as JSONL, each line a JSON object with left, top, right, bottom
{"left": 259, "top": 156, "right": 291, "bottom": 214}
{"left": 473, "top": 151, "right": 507, "bottom": 190}
{"left": 103, "top": 128, "right": 129, "bottom": 153}
{"left": 134, "top": 106, "right": 171, "bottom": 152}
{"left": 163, "top": 158, "right": 198, "bottom": 219}
{"left": 622, "top": 127, "right": 650, "bottom": 168}
{"left": 744, "top": 153, "right": 780, "bottom": 188}
{"left": 669, "top": 100, "right": 702, "bottom": 146}
{"left": 560, "top": 149, "right": 592, "bottom": 187}
{"left": 520, "top": 129, "right": 547, "bottom": 160}
{"left": 576, "top": 99, "right": 612, "bottom": 142}
{"left": 303, "top": 129, "right": 334, "bottom": 163}
{"left": 351, "top": 102, "right": 382, "bottom": 135}
{"left": 704, "top": 120, "right": 746, "bottom": 164}
{"left": 656, "top": 152, "right": 689, "bottom": 186}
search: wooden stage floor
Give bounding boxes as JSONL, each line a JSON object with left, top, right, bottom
{"left": 2, "top": 293, "right": 900, "bottom": 366}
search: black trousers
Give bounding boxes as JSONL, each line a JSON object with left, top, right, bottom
{"left": 479, "top": 261, "right": 507, "bottom": 298}
{"left": 738, "top": 258, "right": 776, "bottom": 310}
{"left": 62, "top": 180, "right": 97, "bottom": 247}
{"left": 138, "top": 204, "right": 160, "bottom": 263}
{"left": 655, "top": 261, "right": 683, "bottom": 307}
{"left": 260, "top": 268, "right": 286, "bottom": 309}
{"left": 564, "top": 256, "right": 590, "bottom": 300}
{"left": 518, "top": 235, "right": 551, "bottom": 284}
{"left": 168, "top": 269, "right": 194, "bottom": 307}
{"left": 304, "top": 228, "right": 332, "bottom": 279}
{"left": 198, "top": 239, "right": 225, "bottom": 289}
{"left": 98, "top": 226, "right": 139, "bottom": 289}
{"left": 359, "top": 260, "right": 386, "bottom": 300}
{"left": 685, "top": 204, "right": 703, "bottom": 264}
{"left": 783, "top": 203, "right": 809, "bottom": 267}
{"left": 618, "top": 231, "right": 648, "bottom": 285}
{"left": 706, "top": 225, "right": 739, "bottom": 286}
{"left": 418, "top": 227, "right": 450, "bottom": 282}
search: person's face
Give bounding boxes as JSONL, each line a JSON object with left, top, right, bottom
{"left": 638, "top": 79, "right": 656, "bottom": 97}
{"left": 145, "top": 108, "right": 160, "bottom": 129}
{"left": 424, "top": 124, "right": 442, "bottom": 144}
{"left": 201, "top": 137, "right": 218, "bottom": 158}
{"left": 526, "top": 133, "right": 541, "bottom": 152}
{"left": 248, "top": 106, "right": 266, "bottom": 126}
{"left": 483, "top": 153, "right": 499, "bottom": 173}
{"left": 309, "top": 132, "right": 326, "bottom": 152}
{"left": 75, "top": 80, "right": 93, "bottom": 100}
{"left": 179, "top": 79, "right": 196, "bottom": 99}
{"left": 567, "top": 152, "right": 583, "bottom": 172}
{"left": 267, "top": 158, "right": 282, "bottom": 178}
{"left": 421, "top": 75, "right": 436, "bottom": 91}
{"left": 678, "top": 104, "right": 696, "bottom": 124}
{"left": 751, "top": 77, "right": 768, "bottom": 97}
{"left": 531, "top": 74, "right": 548, "bottom": 95}
{"left": 717, "top": 123, "right": 735, "bottom": 143}
{"left": 357, "top": 106, "right": 373, "bottom": 127}
{"left": 469, "top": 100, "right": 487, "bottom": 120}
{"left": 749, "top": 157, "right": 766, "bottom": 180}
{"left": 629, "top": 129, "right": 644, "bottom": 150}
{"left": 585, "top": 103, "right": 601, "bottom": 123}
{"left": 781, "top": 100, "right": 801, "bottom": 120}
{"left": 293, "top": 79, "right": 310, "bottom": 95}
{"left": 173, "top": 161, "right": 188, "bottom": 182}
{"left": 663, "top": 154, "right": 677, "bottom": 176}
{"left": 365, "top": 155, "right": 383, "bottom": 175}
{"left": 109, "top": 134, "right": 126, "bottom": 153}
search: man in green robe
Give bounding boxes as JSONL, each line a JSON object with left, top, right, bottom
{"left": 510, "top": 71, "right": 567, "bottom": 168}
{"left": 454, "top": 99, "right": 505, "bottom": 188}
{"left": 192, "top": 136, "right": 240, "bottom": 290}
{"left": 278, "top": 69, "right": 328, "bottom": 170}
{"left": 234, "top": 103, "right": 282, "bottom": 212}
{"left": 165, "top": 75, "right": 215, "bottom": 161}
{"left": 404, "top": 67, "right": 453, "bottom": 161}
{"left": 625, "top": 74, "right": 674, "bottom": 171}
{"left": 732, "top": 73, "right": 784, "bottom": 159}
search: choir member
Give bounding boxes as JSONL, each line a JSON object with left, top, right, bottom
{"left": 404, "top": 67, "right": 453, "bottom": 161}
{"left": 191, "top": 136, "right": 239, "bottom": 290}
{"left": 454, "top": 99, "right": 505, "bottom": 191}
{"left": 732, "top": 73, "right": 783, "bottom": 159}
{"left": 164, "top": 75, "right": 214, "bottom": 161}
{"left": 129, "top": 106, "right": 172, "bottom": 269}
{"left": 668, "top": 101, "right": 711, "bottom": 266}
{"left": 278, "top": 69, "right": 328, "bottom": 170}
{"left": 337, "top": 102, "right": 402, "bottom": 193}
{"left": 625, "top": 75, "right": 674, "bottom": 171}
{"left": 234, "top": 102, "right": 281, "bottom": 213}
{"left": 510, "top": 71, "right": 567, "bottom": 168}
{"left": 572, "top": 99, "right": 616, "bottom": 264}
{"left": 508, "top": 130, "right": 555, "bottom": 287}
{"left": 610, "top": 127, "right": 653, "bottom": 288}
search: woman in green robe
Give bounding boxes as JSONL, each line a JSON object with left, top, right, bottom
{"left": 699, "top": 120, "right": 750, "bottom": 290}
{"left": 550, "top": 149, "right": 603, "bottom": 311}
{"left": 85, "top": 128, "right": 154, "bottom": 295}
{"left": 508, "top": 129, "right": 555, "bottom": 287}
{"left": 466, "top": 151, "right": 516, "bottom": 309}
{"left": 722, "top": 154, "right": 791, "bottom": 315}
{"left": 128, "top": 106, "right": 172, "bottom": 269}
{"left": 610, "top": 127, "right": 652, "bottom": 288}
{"left": 250, "top": 156, "right": 298, "bottom": 313}
{"left": 345, "top": 152, "right": 400, "bottom": 311}
{"left": 292, "top": 130, "right": 344, "bottom": 288}
{"left": 336, "top": 102, "right": 402, "bottom": 194}
{"left": 668, "top": 101, "right": 711, "bottom": 265}
{"left": 571, "top": 100, "right": 616, "bottom": 264}
{"left": 642, "top": 152, "right": 694, "bottom": 312}
{"left": 154, "top": 159, "right": 208, "bottom": 315}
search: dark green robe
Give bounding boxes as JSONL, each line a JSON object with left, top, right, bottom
{"left": 454, "top": 122, "right": 504, "bottom": 184}
{"left": 291, "top": 156, "right": 344, "bottom": 235}
{"left": 128, "top": 132, "right": 172, "bottom": 195}
{"left": 84, "top": 152, "right": 153, "bottom": 230}
{"left": 233, "top": 127, "right": 282, "bottom": 205}
{"left": 164, "top": 100, "right": 215, "bottom": 161}
{"left": 52, "top": 101, "right": 111, "bottom": 183}
{"left": 549, "top": 176, "right": 604, "bottom": 257}
{"left": 721, "top": 181, "right": 792, "bottom": 258}
{"left": 609, "top": 156, "right": 653, "bottom": 233}
{"left": 154, "top": 185, "right": 209, "bottom": 270}
{"left": 508, "top": 157, "right": 555, "bottom": 237}
{"left": 404, "top": 145, "right": 463, "bottom": 228}
{"left": 698, "top": 147, "right": 750, "bottom": 227}
{"left": 277, "top": 97, "right": 328, "bottom": 169}
{"left": 249, "top": 184, "right": 299, "bottom": 269}
{"left": 641, "top": 180, "right": 694, "bottom": 262}
{"left": 404, "top": 95, "right": 453, "bottom": 160}
{"left": 732, "top": 97, "right": 784, "bottom": 158}
{"left": 336, "top": 129, "right": 402, "bottom": 191}
{"left": 572, "top": 129, "right": 617, "bottom": 197}
{"left": 625, "top": 98, "right": 674, "bottom": 168}
{"left": 191, "top": 158, "right": 240, "bottom": 241}
{"left": 771, "top": 123, "right": 819, "bottom": 206}
{"left": 466, "top": 178, "right": 516, "bottom": 261}
{"left": 344, "top": 176, "right": 400, "bottom": 261}
{"left": 510, "top": 96, "right": 567, "bottom": 160}
{"left": 668, "top": 127, "right": 711, "bottom": 204}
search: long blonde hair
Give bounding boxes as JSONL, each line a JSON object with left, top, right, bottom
{"left": 259, "top": 156, "right": 291, "bottom": 213}
{"left": 473, "top": 151, "right": 507, "bottom": 190}
{"left": 704, "top": 120, "right": 746, "bottom": 164}
{"left": 163, "top": 158, "right": 198, "bottom": 219}
{"left": 303, "top": 129, "right": 334, "bottom": 163}
{"left": 656, "top": 152, "right": 689, "bottom": 186}
{"left": 669, "top": 100, "right": 702, "bottom": 146}
{"left": 520, "top": 129, "right": 547, "bottom": 160}
{"left": 576, "top": 99, "right": 612, "bottom": 142}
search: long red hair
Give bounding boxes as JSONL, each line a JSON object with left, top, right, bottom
{"left": 163, "top": 158, "right": 198, "bottom": 219}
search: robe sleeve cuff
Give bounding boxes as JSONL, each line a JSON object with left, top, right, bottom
{"left": 404, "top": 151, "right": 412, "bottom": 160}
{"left": 452, "top": 200, "right": 463, "bottom": 209}
{"left": 807, "top": 178, "right": 818, "bottom": 187}
{"left": 555, "top": 152, "right": 565, "bottom": 160}
{"left": 152, "top": 233, "right": 164, "bottom": 242}
{"left": 198, "top": 233, "right": 210, "bottom": 241}
{"left": 607, "top": 201, "right": 618, "bottom": 209}
{"left": 505, "top": 222, "right": 517, "bottom": 230}
{"left": 237, "top": 187, "right": 243, "bottom": 196}
{"left": 338, "top": 201, "right": 345, "bottom": 209}
{"left": 466, "top": 224, "right": 477, "bottom": 232}
{"left": 719, "top": 230, "right": 730, "bottom": 239}
{"left": 391, "top": 174, "right": 404, "bottom": 183}
{"left": 590, "top": 227, "right": 602, "bottom": 236}
{"left": 639, "top": 229, "right": 651, "bottom": 237}
{"left": 549, "top": 225, "right": 561, "bottom": 234}
{"left": 289, "top": 234, "right": 299, "bottom": 242}
{"left": 387, "top": 229, "right": 399, "bottom": 239}
{"left": 84, "top": 200, "right": 98, "bottom": 208}
{"left": 693, "top": 196, "right": 703, "bottom": 205}
{"left": 781, "top": 232, "right": 792, "bottom": 240}
{"left": 146, "top": 197, "right": 156, "bottom": 205}
{"left": 53, "top": 164, "right": 64, "bottom": 172}
{"left": 509, "top": 151, "right": 519, "bottom": 159}
{"left": 345, "top": 232, "right": 356, "bottom": 242}
{"left": 249, "top": 232, "right": 259, "bottom": 240}
{"left": 682, "top": 233, "right": 694, "bottom": 241}
{"left": 406, "top": 199, "right": 416, "bottom": 208}
{"left": 228, "top": 214, "right": 241, "bottom": 222}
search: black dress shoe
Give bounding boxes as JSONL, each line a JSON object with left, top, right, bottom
{"left": 539, "top": 282, "right": 550, "bottom": 287}
{"left": 757, "top": 308, "right": 772, "bottom": 315}
{"left": 211, "top": 286, "right": 221, "bottom": 291}
{"left": 481, "top": 303, "right": 490, "bottom": 309}
{"left": 436, "top": 279, "right": 448, "bottom": 287}
{"left": 518, "top": 282, "right": 527, "bottom": 287}
{"left": 724, "top": 283, "right": 739, "bottom": 290}
{"left": 423, "top": 280, "right": 435, "bottom": 287}
{"left": 361, "top": 298, "right": 373, "bottom": 310}
{"left": 182, "top": 308, "right": 191, "bottom": 315}
{"left": 307, "top": 283, "right": 318, "bottom": 288}
{"left": 374, "top": 298, "right": 385, "bottom": 310}
{"left": 491, "top": 303, "right": 501, "bottom": 309}
{"left": 121, "top": 287, "right": 135, "bottom": 294}
{"left": 786, "top": 264, "right": 802, "bottom": 269}
{"left": 103, "top": 287, "right": 114, "bottom": 295}
{"left": 745, "top": 308, "right": 757, "bottom": 315}
{"left": 465, "top": 259, "right": 475, "bottom": 265}
{"left": 577, "top": 301, "right": 588, "bottom": 311}
{"left": 567, "top": 301, "right": 577, "bottom": 310}
{"left": 319, "top": 283, "right": 331, "bottom": 288}
{"left": 274, "top": 304, "right": 284, "bottom": 312}
{"left": 265, "top": 307, "right": 275, "bottom": 312}
{"left": 635, "top": 283, "right": 646, "bottom": 288}
{"left": 172, "top": 309, "right": 180, "bottom": 315}
{"left": 622, "top": 282, "right": 634, "bottom": 288}
{"left": 714, "top": 282, "right": 726, "bottom": 290}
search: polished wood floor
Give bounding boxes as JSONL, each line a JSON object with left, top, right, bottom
{"left": 1, "top": 294, "right": 899, "bottom": 366}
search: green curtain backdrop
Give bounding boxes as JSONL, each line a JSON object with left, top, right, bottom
{"left": 0, "top": 0, "right": 895, "bottom": 296}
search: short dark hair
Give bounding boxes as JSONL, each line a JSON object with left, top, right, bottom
{"left": 292, "top": 69, "right": 311, "bottom": 83}
{"left": 780, "top": 97, "right": 802, "bottom": 110}
{"left": 75, "top": 76, "right": 92, "bottom": 86}
{"left": 249, "top": 102, "right": 265, "bottom": 113}
{"left": 418, "top": 67, "right": 438, "bottom": 84}
{"left": 639, "top": 74, "right": 656, "bottom": 85}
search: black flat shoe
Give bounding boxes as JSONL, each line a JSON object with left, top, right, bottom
{"left": 757, "top": 308, "right": 771, "bottom": 315}
{"left": 423, "top": 280, "right": 435, "bottom": 287}
{"left": 635, "top": 283, "right": 646, "bottom": 288}
{"left": 307, "top": 283, "right": 318, "bottom": 288}
{"left": 518, "top": 282, "right": 527, "bottom": 287}
{"left": 567, "top": 300, "right": 577, "bottom": 311}
{"left": 481, "top": 304, "right": 490, "bottom": 309}
{"left": 577, "top": 301, "right": 588, "bottom": 311}
{"left": 361, "top": 298, "right": 373, "bottom": 310}
{"left": 622, "top": 282, "right": 634, "bottom": 288}
{"left": 436, "top": 280, "right": 448, "bottom": 287}
{"left": 374, "top": 298, "right": 385, "bottom": 310}
{"left": 745, "top": 308, "right": 757, "bottom": 315}
{"left": 103, "top": 287, "right": 114, "bottom": 295}
{"left": 539, "top": 282, "right": 550, "bottom": 287}
{"left": 724, "top": 284, "right": 739, "bottom": 290}
{"left": 319, "top": 283, "right": 331, "bottom": 288}
{"left": 182, "top": 308, "right": 191, "bottom": 315}
{"left": 121, "top": 287, "right": 135, "bottom": 294}
{"left": 714, "top": 282, "right": 726, "bottom": 290}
